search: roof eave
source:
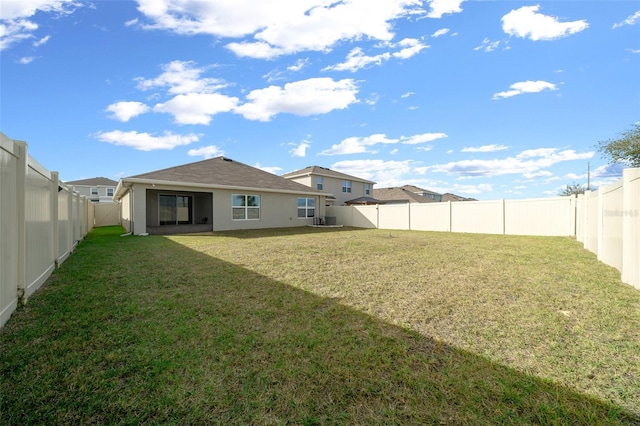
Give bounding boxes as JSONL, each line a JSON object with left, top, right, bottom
{"left": 116, "top": 177, "right": 332, "bottom": 198}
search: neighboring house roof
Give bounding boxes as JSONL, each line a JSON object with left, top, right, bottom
{"left": 64, "top": 177, "right": 118, "bottom": 186}
{"left": 344, "top": 196, "right": 382, "bottom": 205}
{"left": 116, "top": 157, "right": 329, "bottom": 197}
{"left": 442, "top": 193, "right": 478, "bottom": 202}
{"left": 282, "top": 165, "right": 376, "bottom": 184}
{"left": 373, "top": 187, "right": 437, "bottom": 203}
{"left": 399, "top": 184, "right": 441, "bottom": 197}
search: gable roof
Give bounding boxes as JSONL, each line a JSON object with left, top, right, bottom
{"left": 64, "top": 177, "right": 118, "bottom": 186}
{"left": 117, "top": 157, "right": 328, "bottom": 197}
{"left": 372, "top": 187, "right": 437, "bottom": 203}
{"left": 442, "top": 193, "right": 478, "bottom": 202}
{"left": 282, "top": 165, "right": 376, "bottom": 184}
{"left": 399, "top": 184, "right": 441, "bottom": 197}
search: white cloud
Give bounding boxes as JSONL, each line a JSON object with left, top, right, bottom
{"left": 135, "top": 60, "right": 226, "bottom": 95}
{"left": 18, "top": 56, "right": 35, "bottom": 64}
{"left": 125, "top": 18, "right": 138, "bottom": 27}
{"left": 474, "top": 38, "right": 501, "bottom": 52}
{"left": 401, "top": 91, "right": 415, "bottom": 98}
{"left": 401, "top": 132, "right": 447, "bottom": 144}
{"left": 287, "top": 58, "right": 309, "bottom": 72}
{"left": 234, "top": 77, "right": 358, "bottom": 121}
{"left": 324, "top": 47, "right": 391, "bottom": 72}
{"left": 627, "top": 48, "right": 640, "bottom": 54}
{"left": 448, "top": 183, "right": 493, "bottom": 195}
{"left": 613, "top": 10, "right": 640, "bottom": 29}
{"left": 154, "top": 93, "right": 239, "bottom": 125}
{"left": 324, "top": 38, "right": 427, "bottom": 72}
{"left": 426, "top": 0, "right": 464, "bottom": 19}
{"left": 254, "top": 163, "right": 282, "bottom": 175}
{"left": 33, "top": 35, "right": 50, "bottom": 47}
{"left": 430, "top": 148, "right": 594, "bottom": 177}
{"left": 461, "top": 144, "right": 509, "bottom": 153}
{"left": 0, "top": 0, "right": 80, "bottom": 51}
{"left": 187, "top": 145, "right": 224, "bottom": 159}
{"left": 320, "top": 131, "right": 445, "bottom": 155}
{"left": 523, "top": 170, "right": 553, "bottom": 179}
{"left": 431, "top": 28, "right": 450, "bottom": 38}
{"left": 492, "top": 80, "right": 557, "bottom": 100}
{"left": 95, "top": 130, "right": 200, "bottom": 151}
{"left": 502, "top": 5, "right": 588, "bottom": 41}
{"left": 320, "top": 133, "right": 399, "bottom": 155}
{"left": 136, "top": 0, "right": 426, "bottom": 59}
{"left": 290, "top": 141, "right": 310, "bottom": 157}
{"left": 331, "top": 159, "right": 415, "bottom": 186}
{"left": 106, "top": 101, "right": 150, "bottom": 122}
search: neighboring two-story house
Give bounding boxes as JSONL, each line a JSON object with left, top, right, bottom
{"left": 282, "top": 166, "right": 376, "bottom": 206}
{"left": 64, "top": 177, "right": 118, "bottom": 203}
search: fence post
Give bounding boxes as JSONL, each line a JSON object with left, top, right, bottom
{"left": 448, "top": 200, "right": 452, "bottom": 232}
{"left": 51, "top": 172, "right": 60, "bottom": 268}
{"left": 501, "top": 198, "right": 506, "bottom": 235}
{"left": 621, "top": 168, "right": 640, "bottom": 289}
{"left": 15, "top": 141, "right": 27, "bottom": 306}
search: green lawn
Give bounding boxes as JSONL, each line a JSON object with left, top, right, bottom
{"left": 2, "top": 225, "right": 639, "bottom": 425}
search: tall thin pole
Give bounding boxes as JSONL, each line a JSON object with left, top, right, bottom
{"left": 587, "top": 161, "right": 590, "bottom": 190}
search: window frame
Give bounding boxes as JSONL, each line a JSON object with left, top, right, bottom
{"left": 365, "top": 183, "right": 371, "bottom": 195}
{"left": 297, "top": 197, "right": 316, "bottom": 219}
{"left": 342, "top": 180, "right": 352, "bottom": 193}
{"left": 232, "top": 194, "right": 261, "bottom": 221}
{"left": 316, "top": 176, "right": 323, "bottom": 190}
{"left": 90, "top": 187, "right": 99, "bottom": 196}
{"left": 106, "top": 187, "right": 114, "bottom": 197}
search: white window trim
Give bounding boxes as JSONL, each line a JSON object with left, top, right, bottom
{"left": 297, "top": 197, "right": 316, "bottom": 219}
{"left": 232, "top": 194, "right": 261, "bottom": 221}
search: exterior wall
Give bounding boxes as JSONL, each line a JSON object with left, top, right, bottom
{"left": 70, "top": 184, "right": 116, "bottom": 203}
{"left": 120, "top": 191, "right": 132, "bottom": 232}
{"left": 321, "top": 176, "right": 370, "bottom": 206}
{"left": 1, "top": 133, "right": 93, "bottom": 328}
{"left": 123, "top": 183, "right": 326, "bottom": 234}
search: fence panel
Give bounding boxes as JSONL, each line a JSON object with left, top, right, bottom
{"left": 410, "top": 202, "right": 451, "bottom": 232}
{"left": 451, "top": 200, "right": 503, "bottom": 234}
{"left": 597, "top": 180, "right": 624, "bottom": 271}
{"left": 584, "top": 191, "right": 600, "bottom": 254}
{"left": 1, "top": 132, "right": 93, "bottom": 328}
{"left": 94, "top": 202, "right": 120, "bottom": 226}
{"left": 378, "top": 204, "right": 409, "bottom": 230}
{"left": 24, "top": 157, "right": 56, "bottom": 297}
{"left": 505, "top": 197, "right": 575, "bottom": 236}
{"left": 0, "top": 135, "right": 23, "bottom": 328}
{"left": 621, "top": 168, "right": 640, "bottom": 289}
{"left": 327, "top": 206, "right": 377, "bottom": 228}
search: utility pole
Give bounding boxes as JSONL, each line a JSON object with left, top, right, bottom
{"left": 587, "top": 161, "right": 591, "bottom": 191}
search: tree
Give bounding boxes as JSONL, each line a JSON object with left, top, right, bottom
{"left": 597, "top": 122, "right": 640, "bottom": 167}
{"left": 558, "top": 183, "right": 586, "bottom": 196}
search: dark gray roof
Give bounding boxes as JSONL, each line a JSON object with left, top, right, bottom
{"left": 65, "top": 177, "right": 118, "bottom": 186}
{"left": 282, "top": 165, "right": 376, "bottom": 184}
{"left": 344, "top": 196, "right": 382, "bottom": 205}
{"left": 373, "top": 187, "right": 437, "bottom": 203}
{"left": 126, "top": 156, "right": 326, "bottom": 194}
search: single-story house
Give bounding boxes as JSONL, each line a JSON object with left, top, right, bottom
{"left": 114, "top": 157, "right": 330, "bottom": 235}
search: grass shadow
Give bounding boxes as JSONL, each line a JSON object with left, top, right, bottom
{"left": 183, "top": 225, "right": 368, "bottom": 239}
{"left": 1, "top": 226, "right": 638, "bottom": 424}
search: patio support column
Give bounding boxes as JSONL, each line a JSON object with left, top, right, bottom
{"left": 133, "top": 186, "right": 147, "bottom": 235}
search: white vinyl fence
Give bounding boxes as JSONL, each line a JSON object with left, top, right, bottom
{"left": 328, "top": 168, "right": 640, "bottom": 290}
{"left": 1, "top": 133, "right": 94, "bottom": 328}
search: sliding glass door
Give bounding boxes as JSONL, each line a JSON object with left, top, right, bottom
{"left": 159, "top": 194, "right": 192, "bottom": 225}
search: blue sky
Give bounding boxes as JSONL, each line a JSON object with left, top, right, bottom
{"left": 1, "top": 0, "right": 638, "bottom": 199}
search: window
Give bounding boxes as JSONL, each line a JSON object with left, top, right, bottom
{"left": 106, "top": 187, "right": 114, "bottom": 197}
{"left": 317, "top": 176, "right": 323, "bottom": 190}
{"left": 342, "top": 180, "right": 352, "bottom": 193}
{"left": 297, "top": 198, "right": 315, "bottom": 218}
{"left": 159, "top": 194, "right": 192, "bottom": 225}
{"left": 90, "top": 187, "right": 99, "bottom": 196}
{"left": 232, "top": 194, "right": 260, "bottom": 220}
{"left": 365, "top": 183, "right": 371, "bottom": 195}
